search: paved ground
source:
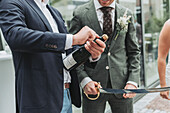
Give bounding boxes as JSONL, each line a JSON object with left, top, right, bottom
{"left": 134, "top": 93, "right": 170, "bottom": 113}
{"left": 73, "top": 92, "right": 170, "bottom": 113}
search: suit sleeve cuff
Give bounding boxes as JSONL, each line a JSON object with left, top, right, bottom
{"left": 65, "top": 34, "right": 73, "bottom": 50}
{"left": 127, "top": 81, "right": 138, "bottom": 88}
{"left": 80, "top": 77, "right": 92, "bottom": 88}
{"left": 89, "top": 55, "right": 101, "bottom": 62}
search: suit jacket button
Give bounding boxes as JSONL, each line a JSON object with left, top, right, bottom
{"left": 106, "top": 66, "right": 109, "bottom": 70}
{"left": 53, "top": 45, "right": 57, "bottom": 48}
{"left": 108, "top": 52, "right": 111, "bottom": 56}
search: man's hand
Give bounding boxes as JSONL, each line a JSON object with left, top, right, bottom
{"left": 84, "top": 81, "right": 102, "bottom": 95}
{"left": 160, "top": 85, "right": 170, "bottom": 100}
{"left": 123, "top": 84, "right": 137, "bottom": 98}
{"left": 85, "top": 39, "right": 106, "bottom": 59}
{"left": 72, "top": 26, "right": 98, "bottom": 45}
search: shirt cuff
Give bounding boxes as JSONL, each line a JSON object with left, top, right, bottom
{"left": 89, "top": 55, "right": 101, "bottom": 62}
{"left": 127, "top": 81, "right": 138, "bottom": 88}
{"left": 65, "top": 34, "right": 73, "bottom": 50}
{"left": 80, "top": 77, "right": 92, "bottom": 88}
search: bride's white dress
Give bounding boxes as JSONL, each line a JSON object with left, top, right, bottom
{"left": 166, "top": 50, "right": 170, "bottom": 86}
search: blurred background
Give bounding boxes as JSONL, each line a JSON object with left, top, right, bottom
{"left": 0, "top": 0, "right": 169, "bottom": 113}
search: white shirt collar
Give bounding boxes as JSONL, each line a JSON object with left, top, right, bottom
{"left": 94, "top": 0, "right": 116, "bottom": 11}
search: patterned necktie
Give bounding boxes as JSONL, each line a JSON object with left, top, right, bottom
{"left": 100, "top": 7, "right": 113, "bottom": 38}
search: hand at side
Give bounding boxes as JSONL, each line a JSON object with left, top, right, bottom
{"left": 84, "top": 81, "right": 102, "bottom": 95}
{"left": 123, "top": 83, "right": 137, "bottom": 98}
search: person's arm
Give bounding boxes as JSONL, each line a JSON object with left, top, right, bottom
{"left": 126, "top": 11, "right": 140, "bottom": 84}
{"left": 123, "top": 11, "right": 140, "bottom": 98}
{"left": 0, "top": 1, "right": 66, "bottom": 53}
{"left": 0, "top": 1, "right": 97, "bottom": 53}
{"left": 158, "top": 20, "right": 170, "bottom": 87}
{"left": 158, "top": 20, "right": 170, "bottom": 100}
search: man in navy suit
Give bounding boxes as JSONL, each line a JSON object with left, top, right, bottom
{"left": 0, "top": 0, "right": 106, "bottom": 113}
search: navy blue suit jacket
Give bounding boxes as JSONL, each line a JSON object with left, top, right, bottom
{"left": 0, "top": 0, "right": 81, "bottom": 113}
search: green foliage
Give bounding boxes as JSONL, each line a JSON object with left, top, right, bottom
{"left": 145, "top": 14, "right": 169, "bottom": 33}
{"left": 50, "top": 0, "right": 61, "bottom": 5}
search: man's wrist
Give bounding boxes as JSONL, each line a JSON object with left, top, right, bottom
{"left": 80, "top": 77, "right": 92, "bottom": 88}
{"left": 72, "top": 34, "right": 79, "bottom": 46}
{"left": 65, "top": 34, "right": 73, "bottom": 50}
{"left": 126, "top": 81, "right": 138, "bottom": 88}
{"left": 89, "top": 55, "right": 101, "bottom": 62}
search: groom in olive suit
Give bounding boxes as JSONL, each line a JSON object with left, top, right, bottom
{"left": 69, "top": 0, "right": 140, "bottom": 113}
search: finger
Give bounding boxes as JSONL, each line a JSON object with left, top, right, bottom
{"left": 85, "top": 42, "right": 100, "bottom": 58}
{"left": 125, "top": 94, "right": 130, "bottom": 98}
{"left": 95, "top": 33, "right": 100, "bottom": 39}
{"left": 124, "top": 93, "right": 135, "bottom": 98}
{"left": 164, "top": 94, "right": 170, "bottom": 100}
{"left": 123, "top": 93, "right": 128, "bottom": 98}
{"left": 95, "top": 39, "right": 106, "bottom": 48}
{"left": 129, "top": 93, "right": 136, "bottom": 98}
{"left": 165, "top": 96, "right": 169, "bottom": 99}
{"left": 85, "top": 88, "right": 92, "bottom": 95}
{"left": 91, "top": 88, "right": 98, "bottom": 95}
{"left": 160, "top": 94, "right": 166, "bottom": 99}
{"left": 94, "top": 82, "right": 99, "bottom": 86}
{"left": 84, "top": 42, "right": 90, "bottom": 52}
{"left": 85, "top": 42, "right": 98, "bottom": 57}
{"left": 89, "top": 40, "right": 105, "bottom": 54}
{"left": 98, "top": 84, "right": 102, "bottom": 88}
{"left": 88, "top": 31, "right": 96, "bottom": 41}
{"left": 160, "top": 92, "right": 170, "bottom": 100}
{"left": 90, "top": 41, "right": 105, "bottom": 53}
{"left": 87, "top": 42, "right": 99, "bottom": 53}
{"left": 87, "top": 83, "right": 98, "bottom": 95}
{"left": 94, "top": 82, "right": 102, "bottom": 88}
{"left": 161, "top": 94, "right": 168, "bottom": 99}
{"left": 89, "top": 29, "right": 98, "bottom": 41}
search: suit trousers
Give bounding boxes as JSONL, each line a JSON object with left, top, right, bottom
{"left": 82, "top": 93, "right": 133, "bottom": 113}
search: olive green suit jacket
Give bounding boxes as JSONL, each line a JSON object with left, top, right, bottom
{"left": 69, "top": 0, "right": 140, "bottom": 97}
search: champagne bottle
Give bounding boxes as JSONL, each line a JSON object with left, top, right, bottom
{"left": 63, "top": 34, "right": 108, "bottom": 71}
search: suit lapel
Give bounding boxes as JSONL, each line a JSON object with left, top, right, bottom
{"left": 108, "top": 3, "right": 123, "bottom": 50}
{"left": 25, "top": 0, "right": 53, "bottom": 32}
{"left": 47, "top": 5, "right": 67, "bottom": 33}
{"left": 86, "top": 0, "right": 103, "bottom": 36}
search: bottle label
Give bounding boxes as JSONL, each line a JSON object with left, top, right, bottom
{"left": 63, "top": 53, "right": 77, "bottom": 70}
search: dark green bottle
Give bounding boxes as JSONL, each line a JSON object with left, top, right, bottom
{"left": 63, "top": 34, "right": 108, "bottom": 71}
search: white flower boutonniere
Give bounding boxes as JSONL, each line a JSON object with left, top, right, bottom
{"left": 115, "top": 9, "right": 131, "bottom": 40}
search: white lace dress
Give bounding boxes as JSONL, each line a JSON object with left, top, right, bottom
{"left": 166, "top": 50, "right": 170, "bottom": 86}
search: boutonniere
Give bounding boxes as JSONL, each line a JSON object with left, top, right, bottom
{"left": 114, "top": 9, "right": 131, "bottom": 40}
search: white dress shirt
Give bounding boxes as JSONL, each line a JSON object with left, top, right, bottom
{"left": 81, "top": 0, "right": 137, "bottom": 88}
{"left": 34, "top": 0, "right": 72, "bottom": 83}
